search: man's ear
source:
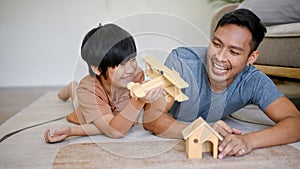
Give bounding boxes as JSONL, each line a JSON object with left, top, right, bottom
{"left": 91, "top": 65, "right": 101, "bottom": 75}
{"left": 247, "top": 50, "right": 259, "bottom": 65}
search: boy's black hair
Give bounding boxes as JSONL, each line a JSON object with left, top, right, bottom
{"left": 214, "top": 8, "right": 267, "bottom": 53}
{"left": 81, "top": 23, "right": 136, "bottom": 78}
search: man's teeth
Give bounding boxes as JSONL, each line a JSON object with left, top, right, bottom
{"left": 214, "top": 62, "right": 228, "bottom": 70}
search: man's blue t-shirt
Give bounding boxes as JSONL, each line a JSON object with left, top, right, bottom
{"left": 165, "top": 47, "right": 283, "bottom": 122}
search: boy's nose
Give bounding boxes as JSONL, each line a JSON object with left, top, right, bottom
{"left": 124, "top": 62, "right": 135, "bottom": 73}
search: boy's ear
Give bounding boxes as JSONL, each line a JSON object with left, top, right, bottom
{"left": 91, "top": 65, "right": 101, "bottom": 75}
{"left": 247, "top": 50, "right": 259, "bottom": 65}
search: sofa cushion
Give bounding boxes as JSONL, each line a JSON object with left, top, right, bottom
{"left": 266, "top": 23, "right": 300, "bottom": 37}
{"left": 257, "top": 37, "right": 300, "bottom": 68}
{"left": 238, "top": 0, "right": 300, "bottom": 26}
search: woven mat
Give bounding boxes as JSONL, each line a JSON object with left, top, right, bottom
{"left": 53, "top": 140, "right": 300, "bottom": 169}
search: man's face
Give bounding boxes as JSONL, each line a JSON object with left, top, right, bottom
{"left": 207, "top": 24, "right": 257, "bottom": 90}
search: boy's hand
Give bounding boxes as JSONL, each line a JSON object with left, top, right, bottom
{"left": 44, "top": 127, "right": 70, "bottom": 143}
{"left": 140, "top": 87, "right": 164, "bottom": 103}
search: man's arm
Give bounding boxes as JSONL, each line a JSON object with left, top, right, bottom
{"left": 218, "top": 96, "right": 300, "bottom": 159}
{"left": 143, "top": 99, "right": 188, "bottom": 139}
{"left": 247, "top": 96, "right": 300, "bottom": 147}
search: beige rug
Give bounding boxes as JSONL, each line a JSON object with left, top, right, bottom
{"left": 1, "top": 91, "right": 299, "bottom": 169}
{"left": 53, "top": 140, "right": 300, "bottom": 169}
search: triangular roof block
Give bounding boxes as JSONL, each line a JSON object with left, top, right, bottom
{"left": 182, "top": 117, "right": 223, "bottom": 141}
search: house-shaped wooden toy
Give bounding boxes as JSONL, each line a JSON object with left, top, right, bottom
{"left": 182, "top": 117, "right": 223, "bottom": 159}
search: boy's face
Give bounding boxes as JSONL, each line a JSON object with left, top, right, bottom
{"left": 206, "top": 24, "right": 258, "bottom": 90}
{"left": 109, "top": 57, "right": 138, "bottom": 88}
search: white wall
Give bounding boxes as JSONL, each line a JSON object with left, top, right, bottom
{"left": 0, "top": 0, "right": 215, "bottom": 87}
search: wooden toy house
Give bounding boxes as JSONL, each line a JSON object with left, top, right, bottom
{"left": 182, "top": 117, "right": 223, "bottom": 159}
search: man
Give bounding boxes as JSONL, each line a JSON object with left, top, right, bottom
{"left": 142, "top": 9, "right": 300, "bottom": 159}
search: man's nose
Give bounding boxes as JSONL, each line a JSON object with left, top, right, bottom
{"left": 216, "top": 49, "right": 227, "bottom": 61}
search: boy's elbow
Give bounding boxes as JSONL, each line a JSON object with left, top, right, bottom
{"left": 143, "top": 122, "right": 161, "bottom": 136}
{"left": 106, "top": 130, "right": 125, "bottom": 139}
{"left": 108, "top": 134, "right": 124, "bottom": 139}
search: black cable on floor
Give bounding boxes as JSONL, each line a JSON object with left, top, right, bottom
{"left": 0, "top": 116, "right": 66, "bottom": 143}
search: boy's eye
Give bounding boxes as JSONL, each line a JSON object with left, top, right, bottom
{"left": 130, "top": 58, "right": 136, "bottom": 62}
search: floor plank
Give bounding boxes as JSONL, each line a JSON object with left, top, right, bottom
{"left": 0, "top": 87, "right": 60, "bottom": 125}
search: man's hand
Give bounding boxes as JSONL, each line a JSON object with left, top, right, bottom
{"left": 212, "top": 120, "right": 242, "bottom": 137}
{"left": 212, "top": 120, "right": 254, "bottom": 159}
{"left": 217, "top": 133, "right": 255, "bottom": 159}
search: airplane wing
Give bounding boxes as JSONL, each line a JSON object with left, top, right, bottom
{"left": 164, "top": 86, "right": 189, "bottom": 102}
{"left": 143, "top": 56, "right": 189, "bottom": 89}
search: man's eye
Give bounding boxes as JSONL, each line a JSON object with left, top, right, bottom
{"left": 213, "top": 42, "right": 221, "bottom": 48}
{"left": 230, "top": 50, "right": 239, "bottom": 55}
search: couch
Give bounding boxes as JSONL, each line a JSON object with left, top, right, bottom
{"left": 210, "top": 3, "right": 300, "bottom": 79}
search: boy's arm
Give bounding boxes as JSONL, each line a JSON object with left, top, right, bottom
{"left": 92, "top": 88, "right": 163, "bottom": 138}
{"left": 45, "top": 97, "right": 146, "bottom": 143}
{"left": 92, "top": 98, "right": 145, "bottom": 138}
{"left": 44, "top": 123, "right": 103, "bottom": 143}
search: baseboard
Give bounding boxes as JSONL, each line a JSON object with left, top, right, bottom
{"left": 254, "top": 65, "right": 300, "bottom": 79}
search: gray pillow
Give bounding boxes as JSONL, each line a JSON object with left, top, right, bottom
{"left": 238, "top": 0, "right": 300, "bottom": 26}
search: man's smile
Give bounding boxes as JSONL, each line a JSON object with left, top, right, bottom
{"left": 211, "top": 59, "right": 231, "bottom": 75}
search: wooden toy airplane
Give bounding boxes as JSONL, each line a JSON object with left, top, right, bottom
{"left": 127, "top": 55, "right": 189, "bottom": 102}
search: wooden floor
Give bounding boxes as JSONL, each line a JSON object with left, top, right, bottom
{"left": 0, "top": 86, "right": 61, "bottom": 125}
{"left": 0, "top": 78, "right": 299, "bottom": 126}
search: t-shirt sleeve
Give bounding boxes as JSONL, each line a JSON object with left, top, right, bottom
{"left": 77, "top": 77, "right": 113, "bottom": 124}
{"left": 163, "top": 47, "right": 206, "bottom": 122}
{"left": 77, "top": 68, "right": 144, "bottom": 124}
{"left": 248, "top": 71, "right": 284, "bottom": 111}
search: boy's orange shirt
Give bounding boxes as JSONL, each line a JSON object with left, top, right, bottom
{"left": 75, "top": 68, "right": 144, "bottom": 124}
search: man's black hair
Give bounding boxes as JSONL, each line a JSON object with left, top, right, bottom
{"left": 215, "top": 8, "right": 267, "bottom": 53}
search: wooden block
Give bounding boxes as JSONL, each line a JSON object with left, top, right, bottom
{"left": 144, "top": 56, "right": 189, "bottom": 88}
{"left": 182, "top": 117, "right": 223, "bottom": 159}
{"left": 127, "top": 55, "right": 189, "bottom": 102}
